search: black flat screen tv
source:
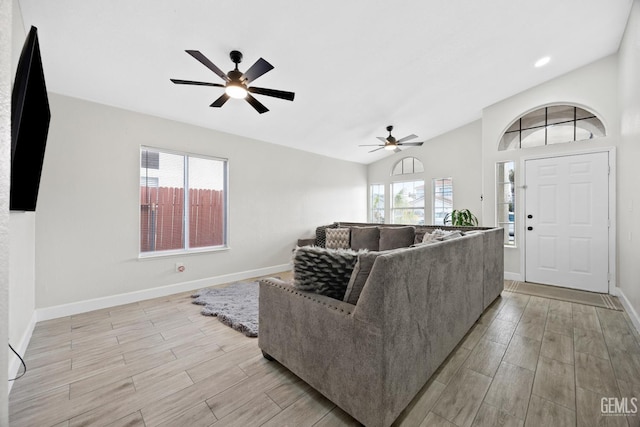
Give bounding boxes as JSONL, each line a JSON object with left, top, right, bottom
{"left": 10, "top": 26, "right": 51, "bottom": 211}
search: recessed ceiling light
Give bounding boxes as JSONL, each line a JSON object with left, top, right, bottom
{"left": 534, "top": 56, "right": 551, "bottom": 68}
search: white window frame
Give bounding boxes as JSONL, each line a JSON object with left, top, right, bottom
{"left": 139, "top": 146, "right": 229, "bottom": 258}
{"left": 496, "top": 161, "right": 515, "bottom": 247}
{"left": 432, "top": 178, "right": 453, "bottom": 225}
{"left": 390, "top": 180, "right": 425, "bottom": 225}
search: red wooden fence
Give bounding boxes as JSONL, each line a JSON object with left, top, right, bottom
{"left": 140, "top": 187, "right": 224, "bottom": 252}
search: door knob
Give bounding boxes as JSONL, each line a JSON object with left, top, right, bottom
{"left": 527, "top": 226, "right": 533, "bottom": 231}
{"left": 527, "top": 214, "right": 533, "bottom": 219}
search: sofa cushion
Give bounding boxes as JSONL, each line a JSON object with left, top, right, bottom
{"left": 379, "top": 226, "right": 415, "bottom": 250}
{"left": 343, "top": 251, "right": 383, "bottom": 304}
{"left": 350, "top": 226, "right": 380, "bottom": 251}
{"left": 292, "top": 246, "right": 359, "bottom": 300}
{"left": 325, "top": 227, "right": 351, "bottom": 249}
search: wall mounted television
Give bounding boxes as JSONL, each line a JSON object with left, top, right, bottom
{"left": 10, "top": 26, "right": 51, "bottom": 212}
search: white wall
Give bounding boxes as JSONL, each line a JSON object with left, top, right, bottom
{"left": 617, "top": 0, "right": 640, "bottom": 324}
{"left": 367, "top": 120, "right": 483, "bottom": 224}
{"left": 482, "top": 55, "right": 620, "bottom": 278}
{"left": 8, "top": 0, "right": 35, "bottom": 392}
{"left": 35, "top": 93, "right": 367, "bottom": 309}
{"left": 1, "top": 0, "right": 13, "bottom": 420}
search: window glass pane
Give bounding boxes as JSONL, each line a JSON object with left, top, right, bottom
{"left": 547, "top": 105, "right": 574, "bottom": 125}
{"left": 414, "top": 160, "right": 424, "bottom": 173}
{"left": 433, "top": 178, "right": 453, "bottom": 225}
{"left": 499, "top": 131, "right": 520, "bottom": 151}
{"left": 402, "top": 158, "right": 414, "bottom": 174}
{"left": 521, "top": 109, "right": 546, "bottom": 130}
{"left": 506, "top": 120, "right": 520, "bottom": 133}
{"left": 392, "top": 162, "right": 403, "bottom": 176}
{"left": 188, "top": 157, "right": 226, "bottom": 249}
{"left": 391, "top": 180, "right": 424, "bottom": 225}
{"left": 575, "top": 107, "right": 596, "bottom": 120}
{"left": 496, "top": 162, "right": 515, "bottom": 246}
{"left": 547, "top": 123, "right": 575, "bottom": 145}
{"left": 141, "top": 150, "right": 185, "bottom": 252}
{"left": 370, "top": 184, "right": 385, "bottom": 224}
{"left": 576, "top": 117, "right": 606, "bottom": 140}
{"left": 520, "top": 127, "right": 546, "bottom": 148}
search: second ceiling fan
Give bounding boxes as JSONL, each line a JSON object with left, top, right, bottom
{"left": 171, "top": 50, "right": 295, "bottom": 114}
{"left": 360, "top": 126, "right": 424, "bottom": 153}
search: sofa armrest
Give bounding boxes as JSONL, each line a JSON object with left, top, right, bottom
{"left": 296, "top": 237, "right": 316, "bottom": 247}
{"left": 258, "top": 278, "right": 384, "bottom": 426}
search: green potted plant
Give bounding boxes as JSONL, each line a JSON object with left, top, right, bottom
{"left": 443, "top": 209, "right": 479, "bottom": 226}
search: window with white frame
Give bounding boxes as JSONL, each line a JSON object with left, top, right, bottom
{"left": 499, "top": 105, "right": 605, "bottom": 151}
{"left": 370, "top": 184, "right": 385, "bottom": 224}
{"left": 433, "top": 178, "right": 453, "bottom": 225}
{"left": 391, "top": 157, "right": 424, "bottom": 175}
{"left": 391, "top": 180, "right": 425, "bottom": 225}
{"left": 140, "top": 147, "right": 228, "bottom": 254}
{"left": 496, "top": 161, "right": 515, "bottom": 246}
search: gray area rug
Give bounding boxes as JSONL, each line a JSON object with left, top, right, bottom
{"left": 192, "top": 281, "right": 259, "bottom": 337}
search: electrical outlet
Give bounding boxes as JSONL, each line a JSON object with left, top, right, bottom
{"left": 175, "top": 262, "right": 185, "bottom": 273}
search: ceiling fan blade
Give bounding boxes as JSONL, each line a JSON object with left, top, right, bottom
{"left": 397, "top": 134, "right": 418, "bottom": 143}
{"left": 242, "top": 58, "right": 274, "bottom": 84}
{"left": 186, "top": 50, "right": 229, "bottom": 82}
{"left": 245, "top": 94, "right": 269, "bottom": 114}
{"left": 394, "top": 148, "right": 402, "bottom": 153}
{"left": 376, "top": 136, "right": 388, "bottom": 143}
{"left": 368, "top": 147, "right": 385, "bottom": 153}
{"left": 359, "top": 144, "right": 385, "bottom": 147}
{"left": 210, "top": 93, "right": 230, "bottom": 108}
{"left": 248, "top": 86, "right": 295, "bottom": 101}
{"left": 398, "top": 142, "right": 424, "bottom": 146}
{"left": 170, "top": 79, "right": 225, "bottom": 87}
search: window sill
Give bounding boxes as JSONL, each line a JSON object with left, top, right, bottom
{"left": 138, "top": 245, "right": 230, "bottom": 260}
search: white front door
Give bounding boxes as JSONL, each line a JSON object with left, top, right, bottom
{"left": 524, "top": 152, "right": 609, "bottom": 293}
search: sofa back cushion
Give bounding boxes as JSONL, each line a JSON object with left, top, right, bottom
{"left": 379, "top": 226, "right": 416, "bottom": 250}
{"left": 292, "top": 246, "right": 360, "bottom": 300}
{"left": 350, "top": 226, "right": 380, "bottom": 251}
{"left": 343, "top": 251, "right": 383, "bottom": 304}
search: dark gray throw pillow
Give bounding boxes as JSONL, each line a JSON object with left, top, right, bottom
{"left": 343, "top": 251, "right": 382, "bottom": 304}
{"left": 350, "top": 226, "right": 380, "bottom": 251}
{"left": 378, "top": 226, "right": 416, "bottom": 250}
{"left": 292, "top": 246, "right": 360, "bottom": 300}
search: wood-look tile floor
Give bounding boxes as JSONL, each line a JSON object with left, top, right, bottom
{"left": 9, "top": 273, "right": 640, "bottom": 427}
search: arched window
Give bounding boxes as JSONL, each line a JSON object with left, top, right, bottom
{"left": 391, "top": 157, "right": 424, "bottom": 175}
{"left": 499, "top": 105, "right": 605, "bottom": 151}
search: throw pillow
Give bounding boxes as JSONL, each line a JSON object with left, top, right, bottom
{"left": 379, "top": 226, "right": 415, "bottom": 250}
{"left": 350, "top": 226, "right": 380, "bottom": 251}
{"left": 414, "top": 229, "right": 428, "bottom": 244}
{"left": 315, "top": 224, "right": 338, "bottom": 248}
{"left": 325, "top": 227, "right": 350, "bottom": 249}
{"left": 292, "top": 246, "right": 360, "bottom": 300}
{"left": 343, "top": 251, "right": 381, "bottom": 304}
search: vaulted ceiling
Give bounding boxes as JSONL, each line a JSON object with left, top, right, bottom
{"left": 17, "top": 0, "right": 633, "bottom": 164}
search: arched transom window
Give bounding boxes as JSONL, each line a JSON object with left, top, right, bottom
{"left": 499, "top": 105, "right": 605, "bottom": 151}
{"left": 391, "top": 157, "right": 424, "bottom": 175}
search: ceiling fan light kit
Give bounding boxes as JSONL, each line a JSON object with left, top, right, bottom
{"left": 171, "top": 49, "right": 295, "bottom": 114}
{"left": 359, "top": 125, "right": 425, "bottom": 154}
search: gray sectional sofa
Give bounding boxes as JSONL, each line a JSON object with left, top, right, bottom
{"left": 258, "top": 222, "right": 504, "bottom": 427}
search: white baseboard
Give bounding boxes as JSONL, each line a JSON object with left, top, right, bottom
{"left": 504, "top": 272, "right": 523, "bottom": 281}
{"left": 36, "top": 264, "right": 291, "bottom": 322}
{"left": 616, "top": 287, "right": 640, "bottom": 335}
{"left": 8, "top": 311, "right": 37, "bottom": 394}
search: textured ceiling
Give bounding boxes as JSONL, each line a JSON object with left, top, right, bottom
{"left": 17, "top": 0, "right": 633, "bottom": 164}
